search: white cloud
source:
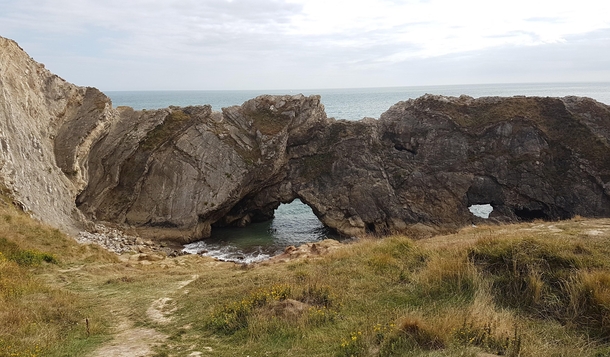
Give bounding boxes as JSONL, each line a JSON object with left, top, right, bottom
{"left": 1, "top": 0, "right": 609, "bottom": 89}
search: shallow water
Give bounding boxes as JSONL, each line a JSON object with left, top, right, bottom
{"left": 182, "top": 199, "right": 336, "bottom": 263}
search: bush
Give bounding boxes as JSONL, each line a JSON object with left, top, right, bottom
{"left": 208, "top": 284, "right": 292, "bottom": 333}
{"left": 468, "top": 237, "right": 579, "bottom": 313}
{"left": 564, "top": 270, "right": 610, "bottom": 339}
{"left": 0, "top": 237, "right": 58, "bottom": 266}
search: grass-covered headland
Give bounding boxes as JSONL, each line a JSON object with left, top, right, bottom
{"left": 2, "top": 189, "right": 610, "bottom": 356}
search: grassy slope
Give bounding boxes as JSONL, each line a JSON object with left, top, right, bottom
{"left": 2, "top": 191, "right": 610, "bottom": 356}
{"left": 0, "top": 195, "right": 111, "bottom": 357}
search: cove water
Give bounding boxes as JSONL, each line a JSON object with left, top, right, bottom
{"left": 106, "top": 82, "right": 610, "bottom": 262}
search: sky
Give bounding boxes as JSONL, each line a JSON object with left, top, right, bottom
{"left": 1, "top": 0, "right": 610, "bottom": 91}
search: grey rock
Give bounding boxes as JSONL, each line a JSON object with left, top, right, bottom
{"left": 79, "top": 92, "right": 610, "bottom": 241}
{"left": 0, "top": 37, "right": 111, "bottom": 233}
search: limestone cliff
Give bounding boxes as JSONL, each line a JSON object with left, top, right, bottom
{"left": 78, "top": 93, "right": 610, "bottom": 242}
{"left": 2, "top": 35, "right": 610, "bottom": 242}
{"left": 0, "top": 37, "right": 114, "bottom": 233}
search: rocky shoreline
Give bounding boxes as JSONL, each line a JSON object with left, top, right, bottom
{"left": 75, "top": 222, "right": 344, "bottom": 264}
{"left": 76, "top": 224, "right": 186, "bottom": 257}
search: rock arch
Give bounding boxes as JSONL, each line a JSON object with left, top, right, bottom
{"left": 4, "top": 37, "right": 610, "bottom": 243}
{"left": 73, "top": 94, "right": 610, "bottom": 243}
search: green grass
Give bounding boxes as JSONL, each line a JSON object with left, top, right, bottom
{"left": 152, "top": 227, "right": 610, "bottom": 357}
{"left": 0, "top": 237, "right": 57, "bottom": 265}
{"left": 469, "top": 235, "right": 610, "bottom": 339}
{"left": 0, "top": 201, "right": 115, "bottom": 357}
{"left": 3, "top": 191, "right": 610, "bottom": 356}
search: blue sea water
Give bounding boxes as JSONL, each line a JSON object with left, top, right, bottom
{"left": 106, "top": 82, "right": 610, "bottom": 262}
{"left": 107, "top": 82, "right": 610, "bottom": 121}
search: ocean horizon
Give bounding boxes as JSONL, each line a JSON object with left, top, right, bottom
{"left": 107, "top": 82, "right": 610, "bottom": 122}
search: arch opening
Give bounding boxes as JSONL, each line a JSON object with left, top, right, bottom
{"left": 184, "top": 199, "right": 336, "bottom": 262}
{"left": 468, "top": 204, "right": 493, "bottom": 219}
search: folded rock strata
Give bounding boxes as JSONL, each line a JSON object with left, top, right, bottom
{"left": 2, "top": 36, "right": 610, "bottom": 243}
{"left": 0, "top": 37, "right": 114, "bottom": 233}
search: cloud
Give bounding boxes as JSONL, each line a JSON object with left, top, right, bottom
{"left": 1, "top": 0, "right": 609, "bottom": 89}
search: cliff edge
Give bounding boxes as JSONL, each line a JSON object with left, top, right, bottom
{"left": 0, "top": 37, "right": 115, "bottom": 233}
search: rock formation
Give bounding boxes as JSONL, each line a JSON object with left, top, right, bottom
{"left": 2, "top": 35, "right": 610, "bottom": 243}
{"left": 0, "top": 37, "right": 113, "bottom": 233}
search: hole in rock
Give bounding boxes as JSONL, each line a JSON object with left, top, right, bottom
{"left": 393, "top": 143, "right": 416, "bottom": 154}
{"left": 183, "top": 199, "right": 336, "bottom": 263}
{"left": 468, "top": 204, "right": 493, "bottom": 219}
{"left": 514, "top": 207, "right": 547, "bottom": 221}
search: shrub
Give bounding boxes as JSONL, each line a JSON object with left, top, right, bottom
{"left": 454, "top": 320, "right": 521, "bottom": 356}
{"left": 0, "top": 237, "right": 57, "bottom": 266}
{"left": 564, "top": 270, "right": 610, "bottom": 339}
{"left": 468, "top": 237, "right": 579, "bottom": 313}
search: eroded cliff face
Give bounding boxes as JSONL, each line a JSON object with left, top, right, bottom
{"left": 0, "top": 37, "right": 114, "bottom": 233}
{"left": 231, "top": 95, "right": 610, "bottom": 238}
{"left": 76, "top": 95, "right": 329, "bottom": 242}
{"left": 3, "top": 36, "right": 610, "bottom": 242}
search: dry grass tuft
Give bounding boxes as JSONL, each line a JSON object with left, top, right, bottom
{"left": 564, "top": 270, "right": 610, "bottom": 338}
{"left": 395, "top": 315, "right": 445, "bottom": 350}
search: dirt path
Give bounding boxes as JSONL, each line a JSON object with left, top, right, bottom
{"left": 146, "top": 275, "right": 199, "bottom": 325}
{"left": 85, "top": 259, "right": 202, "bottom": 357}
{"left": 88, "top": 322, "right": 166, "bottom": 357}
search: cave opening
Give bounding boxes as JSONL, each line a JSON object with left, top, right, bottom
{"left": 394, "top": 143, "right": 416, "bottom": 154}
{"left": 514, "top": 207, "right": 548, "bottom": 221}
{"left": 184, "top": 199, "right": 335, "bottom": 262}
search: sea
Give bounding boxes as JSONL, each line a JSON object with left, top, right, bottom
{"left": 106, "top": 82, "right": 610, "bottom": 263}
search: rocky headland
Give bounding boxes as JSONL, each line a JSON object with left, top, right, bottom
{"left": 2, "top": 35, "right": 610, "bottom": 247}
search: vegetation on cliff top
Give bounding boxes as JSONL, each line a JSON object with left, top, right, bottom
{"left": 139, "top": 109, "right": 191, "bottom": 151}
{"left": 2, "top": 190, "right": 610, "bottom": 356}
